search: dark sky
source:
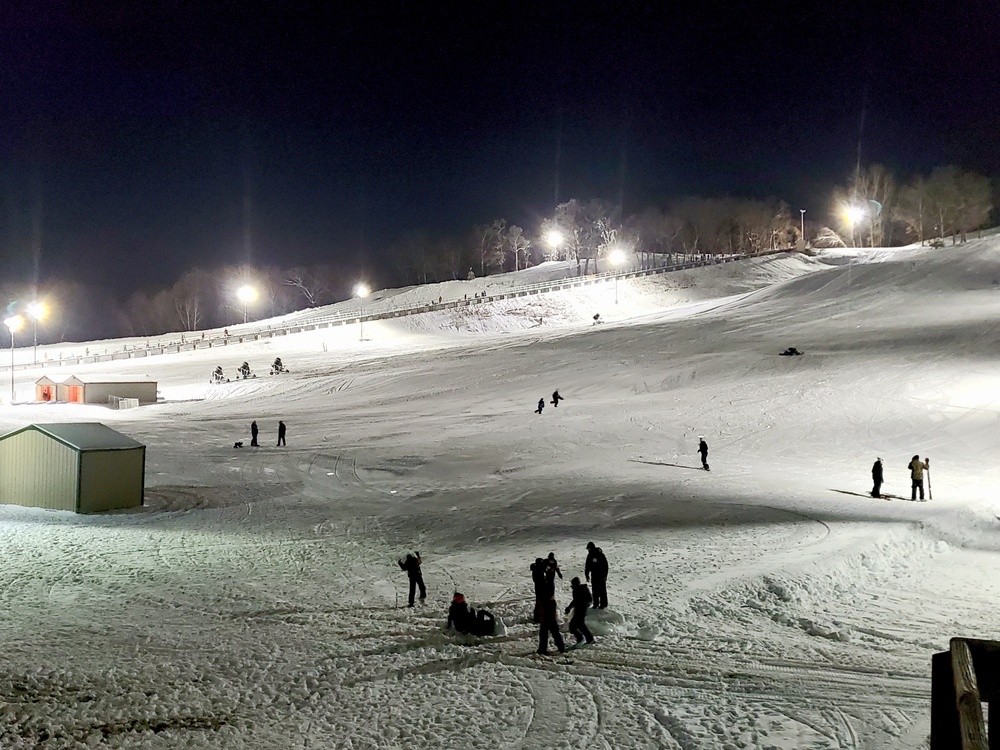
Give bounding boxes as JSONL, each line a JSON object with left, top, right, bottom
{"left": 1, "top": 0, "right": 997, "bottom": 294}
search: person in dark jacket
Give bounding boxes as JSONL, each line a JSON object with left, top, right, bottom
{"left": 277, "top": 421, "right": 287, "bottom": 446}
{"left": 250, "top": 420, "right": 259, "bottom": 447}
{"left": 447, "top": 592, "right": 471, "bottom": 633}
{"left": 471, "top": 607, "right": 496, "bottom": 636}
{"left": 698, "top": 436, "right": 710, "bottom": 470}
{"left": 871, "top": 457, "right": 883, "bottom": 498}
{"left": 585, "top": 542, "right": 609, "bottom": 609}
{"left": 538, "top": 594, "right": 566, "bottom": 655}
{"left": 565, "top": 577, "right": 595, "bottom": 645}
{"left": 398, "top": 551, "right": 426, "bottom": 607}
{"left": 545, "top": 552, "right": 563, "bottom": 586}
{"left": 535, "top": 398, "right": 545, "bottom": 414}
{"left": 530, "top": 558, "right": 548, "bottom": 623}
{"left": 551, "top": 390, "right": 563, "bottom": 407}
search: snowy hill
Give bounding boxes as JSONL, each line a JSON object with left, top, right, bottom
{"left": 1, "top": 242, "right": 998, "bottom": 748}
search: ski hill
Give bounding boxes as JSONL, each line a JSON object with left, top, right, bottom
{"left": 1, "top": 238, "right": 999, "bottom": 749}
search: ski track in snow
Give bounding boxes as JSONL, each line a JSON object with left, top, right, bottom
{"left": 2, "top": 244, "right": 1000, "bottom": 747}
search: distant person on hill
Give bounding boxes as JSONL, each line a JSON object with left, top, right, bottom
{"left": 250, "top": 420, "right": 259, "bottom": 447}
{"left": 908, "top": 455, "right": 929, "bottom": 501}
{"left": 277, "top": 421, "right": 287, "bottom": 447}
{"left": 698, "top": 437, "right": 710, "bottom": 471}
{"left": 565, "top": 577, "right": 595, "bottom": 646}
{"left": 545, "top": 552, "right": 563, "bottom": 585}
{"left": 871, "top": 457, "right": 883, "bottom": 498}
{"left": 535, "top": 398, "right": 545, "bottom": 414}
{"left": 398, "top": 551, "right": 426, "bottom": 607}
{"left": 585, "top": 542, "right": 609, "bottom": 609}
{"left": 551, "top": 390, "right": 563, "bottom": 407}
{"left": 779, "top": 347, "right": 803, "bottom": 356}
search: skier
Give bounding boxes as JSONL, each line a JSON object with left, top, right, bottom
{"left": 277, "top": 421, "right": 287, "bottom": 447}
{"left": 447, "top": 592, "right": 472, "bottom": 633}
{"left": 585, "top": 541, "right": 609, "bottom": 609}
{"left": 871, "top": 457, "right": 883, "bottom": 498}
{"left": 908, "top": 455, "right": 929, "bottom": 501}
{"left": 565, "top": 577, "right": 595, "bottom": 646}
{"left": 698, "top": 436, "right": 710, "bottom": 471}
{"left": 551, "top": 390, "right": 563, "bottom": 407}
{"left": 537, "top": 593, "right": 566, "bottom": 655}
{"left": 530, "top": 558, "right": 548, "bottom": 623}
{"left": 398, "top": 551, "right": 426, "bottom": 607}
{"left": 250, "top": 420, "right": 259, "bottom": 447}
{"left": 535, "top": 398, "right": 545, "bottom": 414}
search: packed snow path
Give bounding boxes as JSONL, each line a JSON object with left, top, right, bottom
{"left": 2, "top": 243, "right": 999, "bottom": 748}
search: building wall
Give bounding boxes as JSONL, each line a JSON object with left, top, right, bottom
{"left": 0, "top": 430, "right": 79, "bottom": 511}
{"left": 79, "top": 448, "right": 145, "bottom": 512}
{"left": 81, "top": 383, "right": 158, "bottom": 405}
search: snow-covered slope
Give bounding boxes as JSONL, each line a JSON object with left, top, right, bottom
{"left": 1, "top": 243, "right": 998, "bottom": 749}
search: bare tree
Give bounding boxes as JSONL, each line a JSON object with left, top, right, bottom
{"left": 835, "top": 164, "right": 896, "bottom": 247}
{"left": 503, "top": 224, "right": 532, "bottom": 272}
{"left": 283, "top": 266, "right": 330, "bottom": 307}
{"left": 894, "top": 175, "right": 931, "bottom": 244}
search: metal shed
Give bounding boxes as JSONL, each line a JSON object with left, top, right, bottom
{"left": 35, "top": 374, "right": 158, "bottom": 405}
{"left": 0, "top": 423, "right": 146, "bottom": 513}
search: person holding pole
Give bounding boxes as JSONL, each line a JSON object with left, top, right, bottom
{"left": 908, "top": 455, "right": 929, "bottom": 501}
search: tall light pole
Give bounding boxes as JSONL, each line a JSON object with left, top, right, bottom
{"left": 26, "top": 301, "right": 46, "bottom": 366}
{"left": 4, "top": 315, "right": 24, "bottom": 405}
{"left": 799, "top": 209, "right": 806, "bottom": 245}
{"left": 608, "top": 247, "right": 626, "bottom": 304}
{"left": 355, "top": 283, "right": 370, "bottom": 341}
{"left": 237, "top": 285, "right": 257, "bottom": 324}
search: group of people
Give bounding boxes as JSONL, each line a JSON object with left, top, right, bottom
{"left": 535, "top": 389, "right": 564, "bottom": 414}
{"left": 871, "top": 455, "right": 930, "bottom": 500}
{"left": 240, "top": 420, "right": 287, "bottom": 448}
{"left": 213, "top": 358, "right": 287, "bottom": 384}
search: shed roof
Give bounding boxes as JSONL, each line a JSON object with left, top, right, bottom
{"left": 35, "top": 375, "right": 68, "bottom": 386}
{"left": 0, "top": 423, "right": 145, "bottom": 451}
{"left": 65, "top": 374, "right": 157, "bottom": 385}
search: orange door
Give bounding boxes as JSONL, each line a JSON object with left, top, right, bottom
{"left": 68, "top": 386, "right": 84, "bottom": 403}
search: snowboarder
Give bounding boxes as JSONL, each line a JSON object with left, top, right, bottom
{"left": 565, "top": 577, "right": 595, "bottom": 646}
{"left": 537, "top": 594, "right": 566, "bottom": 655}
{"left": 551, "top": 390, "right": 563, "bottom": 407}
{"left": 871, "top": 457, "right": 883, "bottom": 498}
{"left": 250, "top": 420, "right": 259, "bottom": 447}
{"left": 698, "top": 437, "right": 710, "bottom": 471}
{"left": 530, "top": 558, "right": 548, "bottom": 623}
{"left": 535, "top": 398, "right": 545, "bottom": 414}
{"left": 908, "top": 455, "right": 929, "bottom": 501}
{"left": 447, "top": 592, "right": 472, "bottom": 633}
{"left": 398, "top": 551, "right": 426, "bottom": 607}
{"left": 277, "top": 421, "right": 287, "bottom": 447}
{"left": 585, "top": 542, "right": 609, "bottom": 609}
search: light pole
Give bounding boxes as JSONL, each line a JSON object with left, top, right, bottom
{"left": 237, "top": 285, "right": 257, "bottom": 324}
{"left": 608, "top": 247, "right": 626, "bottom": 304}
{"left": 844, "top": 206, "right": 864, "bottom": 247}
{"left": 355, "top": 283, "right": 370, "bottom": 341}
{"left": 26, "top": 301, "right": 46, "bottom": 366}
{"left": 4, "top": 315, "right": 24, "bottom": 405}
{"left": 799, "top": 209, "right": 805, "bottom": 245}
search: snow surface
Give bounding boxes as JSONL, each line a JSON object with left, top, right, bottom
{"left": 2, "top": 243, "right": 999, "bottom": 748}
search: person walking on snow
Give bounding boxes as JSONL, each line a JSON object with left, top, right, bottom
{"left": 585, "top": 542, "right": 609, "bottom": 609}
{"left": 277, "top": 421, "right": 287, "bottom": 446}
{"left": 908, "top": 455, "right": 929, "bottom": 501}
{"left": 545, "top": 552, "right": 563, "bottom": 585}
{"left": 551, "top": 390, "right": 563, "bottom": 407}
{"left": 535, "top": 398, "right": 545, "bottom": 414}
{"left": 565, "top": 577, "right": 595, "bottom": 646}
{"left": 530, "top": 558, "right": 548, "bottom": 623}
{"left": 871, "top": 457, "right": 883, "bottom": 498}
{"left": 398, "top": 551, "right": 426, "bottom": 607}
{"left": 250, "top": 420, "right": 259, "bottom": 447}
{"left": 698, "top": 436, "right": 710, "bottom": 471}
{"left": 537, "top": 594, "right": 566, "bottom": 655}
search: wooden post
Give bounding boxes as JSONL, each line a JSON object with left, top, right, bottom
{"left": 933, "top": 650, "right": 959, "bottom": 749}
{"left": 952, "top": 639, "right": 988, "bottom": 750}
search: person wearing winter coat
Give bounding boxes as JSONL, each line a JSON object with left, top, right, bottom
{"left": 871, "top": 458, "right": 883, "bottom": 498}
{"left": 471, "top": 607, "right": 496, "bottom": 636}
{"left": 551, "top": 390, "right": 564, "bottom": 407}
{"left": 908, "top": 455, "right": 929, "bottom": 501}
{"left": 535, "top": 398, "right": 545, "bottom": 414}
{"left": 545, "top": 553, "right": 563, "bottom": 586}
{"left": 250, "top": 420, "right": 259, "bottom": 447}
{"left": 398, "top": 551, "right": 426, "bottom": 607}
{"left": 698, "top": 437, "right": 710, "bottom": 471}
{"left": 585, "top": 542, "right": 609, "bottom": 609}
{"left": 277, "top": 421, "right": 287, "bottom": 446}
{"left": 537, "top": 594, "right": 566, "bottom": 655}
{"left": 530, "top": 558, "right": 548, "bottom": 623}
{"left": 447, "top": 592, "right": 472, "bottom": 633}
{"left": 565, "top": 577, "right": 595, "bottom": 645}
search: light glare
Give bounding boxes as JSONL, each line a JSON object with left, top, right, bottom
{"left": 4, "top": 315, "right": 24, "bottom": 333}
{"left": 355, "top": 284, "right": 370, "bottom": 299}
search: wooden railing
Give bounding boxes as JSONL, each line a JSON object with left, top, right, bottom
{"left": 931, "top": 638, "right": 999, "bottom": 749}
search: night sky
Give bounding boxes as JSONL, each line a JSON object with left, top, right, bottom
{"left": 1, "top": 0, "right": 997, "bottom": 295}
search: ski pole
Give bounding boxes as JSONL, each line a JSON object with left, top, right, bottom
{"left": 926, "top": 463, "right": 932, "bottom": 501}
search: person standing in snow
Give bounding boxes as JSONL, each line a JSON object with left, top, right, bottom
{"left": 537, "top": 593, "right": 566, "bottom": 655}
{"left": 250, "top": 420, "right": 259, "bottom": 447}
{"left": 585, "top": 542, "right": 609, "bottom": 609}
{"left": 698, "top": 436, "right": 710, "bottom": 471}
{"left": 545, "top": 552, "right": 563, "bottom": 586}
{"left": 908, "top": 455, "right": 929, "bottom": 501}
{"left": 399, "top": 551, "right": 426, "bottom": 607}
{"left": 530, "top": 558, "right": 548, "bottom": 623}
{"left": 277, "top": 421, "right": 287, "bottom": 446}
{"left": 871, "top": 457, "right": 883, "bottom": 498}
{"left": 551, "top": 390, "right": 564, "bottom": 407}
{"left": 535, "top": 398, "right": 545, "bottom": 414}
{"left": 565, "top": 577, "right": 595, "bottom": 646}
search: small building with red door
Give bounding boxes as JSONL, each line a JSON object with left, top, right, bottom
{"left": 35, "top": 374, "right": 158, "bottom": 405}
